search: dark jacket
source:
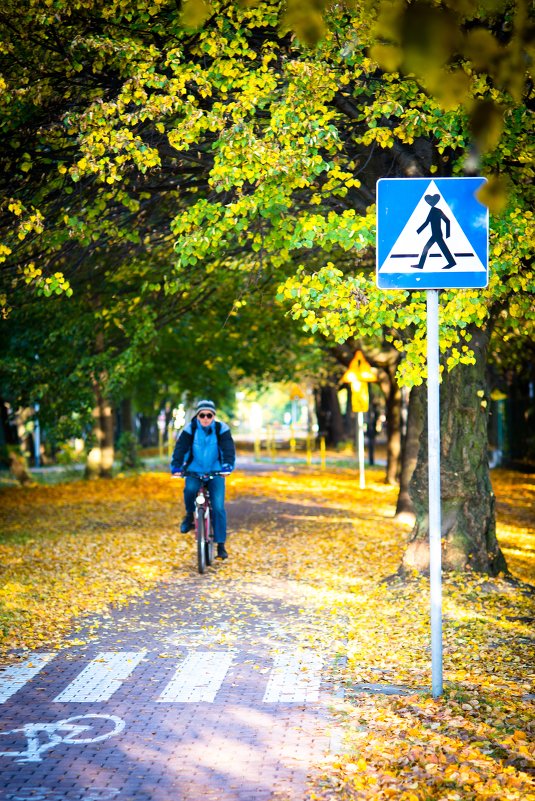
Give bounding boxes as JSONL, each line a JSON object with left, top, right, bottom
{"left": 170, "top": 418, "right": 235, "bottom": 473}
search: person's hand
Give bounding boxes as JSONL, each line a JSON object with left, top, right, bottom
{"left": 171, "top": 472, "right": 182, "bottom": 478}
{"left": 221, "top": 464, "right": 233, "bottom": 475}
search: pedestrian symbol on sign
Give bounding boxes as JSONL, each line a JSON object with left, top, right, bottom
{"left": 411, "top": 193, "right": 456, "bottom": 271}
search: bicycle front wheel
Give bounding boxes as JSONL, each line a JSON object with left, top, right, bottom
{"left": 196, "top": 512, "right": 206, "bottom": 574}
{"left": 205, "top": 507, "right": 214, "bottom": 566}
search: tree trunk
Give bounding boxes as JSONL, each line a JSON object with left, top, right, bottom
{"left": 120, "top": 398, "right": 134, "bottom": 435}
{"left": 0, "top": 399, "right": 9, "bottom": 467}
{"left": 402, "top": 325, "right": 507, "bottom": 575}
{"left": 395, "top": 384, "right": 425, "bottom": 523}
{"left": 86, "top": 380, "right": 115, "bottom": 479}
{"left": 314, "top": 384, "right": 346, "bottom": 446}
{"left": 381, "top": 364, "right": 403, "bottom": 485}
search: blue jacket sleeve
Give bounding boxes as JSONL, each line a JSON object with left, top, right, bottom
{"left": 218, "top": 427, "right": 236, "bottom": 468}
{"left": 170, "top": 428, "right": 192, "bottom": 473}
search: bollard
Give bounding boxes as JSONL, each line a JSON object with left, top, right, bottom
{"left": 357, "top": 412, "right": 365, "bottom": 489}
{"left": 254, "top": 437, "right": 261, "bottom": 460}
{"left": 158, "top": 429, "right": 164, "bottom": 460}
{"left": 167, "top": 424, "right": 174, "bottom": 458}
{"left": 306, "top": 434, "right": 312, "bottom": 466}
{"left": 320, "top": 436, "right": 326, "bottom": 469}
{"left": 289, "top": 425, "right": 296, "bottom": 453}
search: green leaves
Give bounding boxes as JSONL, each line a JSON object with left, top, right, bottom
{"left": 0, "top": 0, "right": 532, "bottom": 421}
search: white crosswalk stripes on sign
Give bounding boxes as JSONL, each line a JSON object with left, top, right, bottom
{"left": 262, "top": 652, "right": 323, "bottom": 703}
{"left": 53, "top": 651, "right": 146, "bottom": 703}
{"left": 157, "top": 651, "right": 234, "bottom": 703}
{"left": 0, "top": 653, "right": 57, "bottom": 704}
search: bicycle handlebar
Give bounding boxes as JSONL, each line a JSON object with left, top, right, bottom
{"left": 172, "top": 470, "right": 230, "bottom": 479}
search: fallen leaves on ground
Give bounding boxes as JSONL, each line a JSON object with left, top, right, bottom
{"left": 0, "top": 464, "right": 533, "bottom": 800}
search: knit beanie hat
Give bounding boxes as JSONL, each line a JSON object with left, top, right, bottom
{"left": 195, "top": 399, "right": 216, "bottom": 416}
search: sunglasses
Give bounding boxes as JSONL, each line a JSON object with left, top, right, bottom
{"left": 198, "top": 412, "right": 214, "bottom": 419}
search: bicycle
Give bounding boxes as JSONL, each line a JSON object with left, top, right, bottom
{"left": 181, "top": 471, "right": 226, "bottom": 574}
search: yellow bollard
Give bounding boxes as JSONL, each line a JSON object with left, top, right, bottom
{"left": 254, "top": 437, "right": 261, "bottom": 459}
{"left": 320, "top": 436, "right": 326, "bottom": 469}
{"left": 289, "top": 425, "right": 296, "bottom": 453}
{"left": 158, "top": 428, "right": 164, "bottom": 460}
{"left": 306, "top": 434, "right": 312, "bottom": 466}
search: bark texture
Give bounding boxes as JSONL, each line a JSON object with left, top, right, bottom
{"left": 315, "top": 383, "right": 346, "bottom": 446}
{"left": 395, "top": 384, "right": 426, "bottom": 523}
{"left": 86, "top": 381, "right": 115, "bottom": 478}
{"left": 402, "top": 326, "right": 507, "bottom": 575}
{"left": 380, "top": 363, "right": 402, "bottom": 485}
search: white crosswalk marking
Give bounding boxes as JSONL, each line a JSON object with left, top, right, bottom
{"left": 0, "top": 653, "right": 57, "bottom": 703}
{"left": 262, "top": 652, "right": 323, "bottom": 703}
{"left": 53, "top": 651, "right": 146, "bottom": 703}
{"left": 157, "top": 651, "right": 234, "bottom": 702}
{"left": 0, "top": 649, "right": 326, "bottom": 705}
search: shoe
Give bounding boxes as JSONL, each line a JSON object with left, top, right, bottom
{"left": 216, "top": 543, "right": 228, "bottom": 560}
{"left": 180, "top": 514, "right": 194, "bottom": 533}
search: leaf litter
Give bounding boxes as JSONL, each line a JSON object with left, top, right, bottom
{"left": 0, "top": 466, "right": 533, "bottom": 799}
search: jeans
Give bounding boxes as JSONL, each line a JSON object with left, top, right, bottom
{"left": 184, "top": 475, "right": 227, "bottom": 543}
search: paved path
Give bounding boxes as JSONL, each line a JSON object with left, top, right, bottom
{"left": 0, "top": 497, "right": 343, "bottom": 801}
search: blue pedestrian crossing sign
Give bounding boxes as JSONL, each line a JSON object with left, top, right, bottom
{"left": 377, "top": 177, "right": 489, "bottom": 290}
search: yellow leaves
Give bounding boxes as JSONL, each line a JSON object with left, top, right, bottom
{"left": 180, "top": 0, "right": 213, "bottom": 31}
{"left": 477, "top": 176, "right": 509, "bottom": 215}
{"left": 0, "top": 243, "right": 12, "bottom": 265}
{"left": 22, "top": 262, "right": 42, "bottom": 283}
{"left": 8, "top": 200, "right": 23, "bottom": 216}
{"left": 12, "top": 206, "right": 44, "bottom": 241}
{"left": 370, "top": 43, "right": 403, "bottom": 73}
{"left": 0, "top": 465, "right": 533, "bottom": 801}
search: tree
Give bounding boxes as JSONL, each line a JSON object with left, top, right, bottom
{"left": 0, "top": 1, "right": 533, "bottom": 571}
{"left": 273, "top": 4, "right": 534, "bottom": 574}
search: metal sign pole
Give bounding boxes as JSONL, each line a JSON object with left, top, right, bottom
{"left": 427, "top": 290, "right": 443, "bottom": 697}
{"left": 357, "top": 411, "right": 365, "bottom": 489}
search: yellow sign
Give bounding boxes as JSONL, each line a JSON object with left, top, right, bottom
{"left": 289, "top": 383, "right": 305, "bottom": 400}
{"left": 350, "top": 379, "right": 369, "bottom": 413}
{"left": 340, "top": 351, "right": 377, "bottom": 413}
{"left": 342, "top": 350, "right": 378, "bottom": 384}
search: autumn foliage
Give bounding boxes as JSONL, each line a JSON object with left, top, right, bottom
{"left": 0, "top": 467, "right": 533, "bottom": 799}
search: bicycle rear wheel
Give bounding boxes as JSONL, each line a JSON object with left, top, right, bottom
{"left": 205, "top": 507, "right": 214, "bottom": 566}
{"left": 196, "top": 511, "right": 206, "bottom": 574}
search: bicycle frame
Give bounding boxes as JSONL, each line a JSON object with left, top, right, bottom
{"left": 194, "top": 483, "right": 211, "bottom": 540}
{"left": 183, "top": 471, "right": 222, "bottom": 573}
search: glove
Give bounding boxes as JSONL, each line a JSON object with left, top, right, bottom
{"left": 221, "top": 464, "right": 233, "bottom": 474}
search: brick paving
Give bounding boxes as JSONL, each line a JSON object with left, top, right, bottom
{"left": 0, "top": 495, "right": 342, "bottom": 801}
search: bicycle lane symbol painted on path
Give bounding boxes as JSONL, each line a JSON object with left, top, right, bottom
{"left": 0, "top": 574, "right": 343, "bottom": 799}
{"left": 0, "top": 714, "right": 125, "bottom": 763}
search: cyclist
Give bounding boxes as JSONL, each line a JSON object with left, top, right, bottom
{"left": 171, "top": 399, "right": 235, "bottom": 560}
